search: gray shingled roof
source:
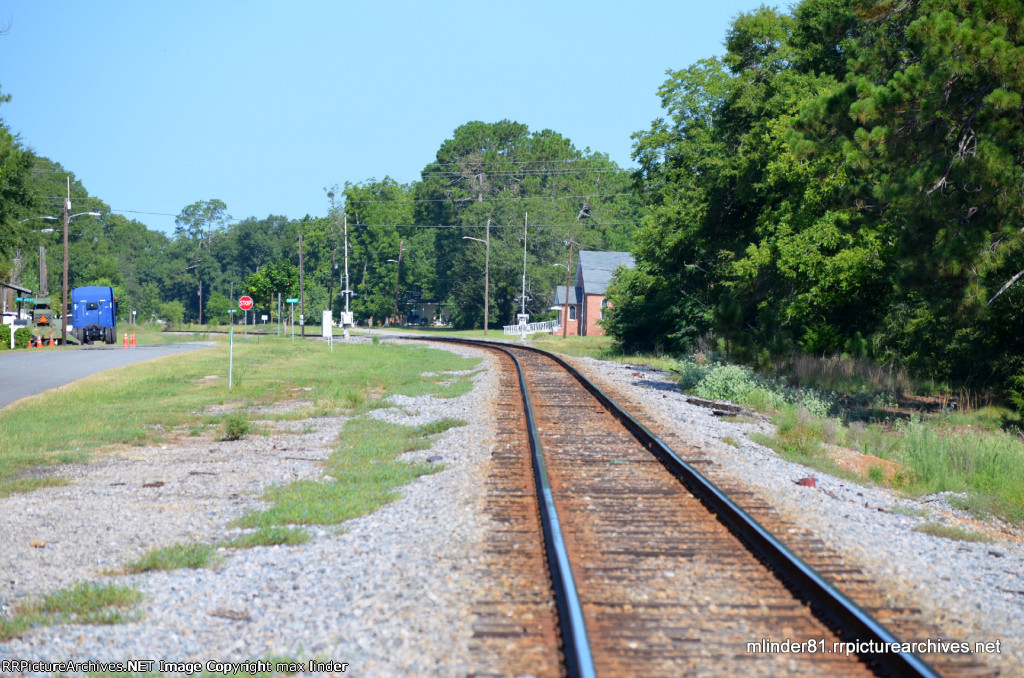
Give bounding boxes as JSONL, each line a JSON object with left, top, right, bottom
{"left": 577, "top": 251, "right": 635, "bottom": 296}
{"left": 553, "top": 285, "right": 582, "bottom": 305}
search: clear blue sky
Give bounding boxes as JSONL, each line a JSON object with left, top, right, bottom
{"left": 1, "top": 0, "right": 766, "bottom": 234}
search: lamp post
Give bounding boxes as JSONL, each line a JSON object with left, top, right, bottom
{"left": 20, "top": 194, "right": 99, "bottom": 346}
{"left": 462, "top": 219, "right": 490, "bottom": 335}
{"left": 387, "top": 239, "right": 404, "bottom": 326}
{"left": 60, "top": 176, "right": 101, "bottom": 345}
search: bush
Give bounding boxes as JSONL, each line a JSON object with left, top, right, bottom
{"left": 677, "top": 356, "right": 833, "bottom": 416}
{"left": 222, "top": 413, "right": 251, "bottom": 441}
{"left": 13, "top": 327, "right": 33, "bottom": 349}
{"left": 0, "top": 324, "right": 9, "bottom": 349}
{"left": 158, "top": 301, "right": 185, "bottom": 326}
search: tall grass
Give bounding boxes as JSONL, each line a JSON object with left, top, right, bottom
{"left": 858, "top": 420, "right": 1024, "bottom": 521}
{"left": 781, "top": 353, "right": 913, "bottom": 396}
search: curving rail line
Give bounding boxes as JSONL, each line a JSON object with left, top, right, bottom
{"left": 417, "top": 336, "right": 942, "bottom": 678}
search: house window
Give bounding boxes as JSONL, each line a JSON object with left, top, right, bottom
{"left": 600, "top": 298, "right": 609, "bottom": 319}
{"left": 569, "top": 305, "right": 577, "bottom": 321}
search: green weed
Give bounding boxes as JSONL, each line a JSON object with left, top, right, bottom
{"left": 125, "top": 543, "right": 219, "bottom": 573}
{"left": 1, "top": 582, "right": 142, "bottom": 641}
{"left": 222, "top": 413, "right": 251, "bottom": 440}
{"left": 219, "top": 527, "right": 311, "bottom": 549}
{"left": 914, "top": 522, "right": 991, "bottom": 543}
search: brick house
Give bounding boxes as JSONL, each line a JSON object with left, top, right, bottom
{"left": 553, "top": 251, "right": 634, "bottom": 337}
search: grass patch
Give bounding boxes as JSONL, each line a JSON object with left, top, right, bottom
{"left": 1, "top": 582, "right": 142, "bottom": 641}
{"left": 219, "top": 526, "right": 311, "bottom": 549}
{"left": 914, "top": 522, "right": 991, "bottom": 542}
{"left": 890, "top": 504, "right": 929, "bottom": 518}
{"left": 0, "top": 338, "right": 479, "bottom": 492}
{"left": 0, "top": 476, "right": 71, "bottom": 498}
{"left": 236, "top": 416, "right": 464, "bottom": 528}
{"left": 125, "top": 542, "right": 218, "bottom": 573}
{"left": 721, "top": 436, "right": 742, "bottom": 447}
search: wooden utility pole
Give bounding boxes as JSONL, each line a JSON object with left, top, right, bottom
{"left": 61, "top": 177, "right": 69, "bottom": 345}
{"left": 563, "top": 241, "right": 575, "bottom": 339}
{"left": 299, "top": 232, "right": 305, "bottom": 337}
{"left": 483, "top": 221, "right": 490, "bottom": 336}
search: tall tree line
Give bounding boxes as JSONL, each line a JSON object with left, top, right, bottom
{"left": 605, "top": 0, "right": 1024, "bottom": 393}
{"left": 2, "top": 103, "right": 640, "bottom": 329}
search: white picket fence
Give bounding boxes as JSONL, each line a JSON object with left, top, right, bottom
{"left": 503, "top": 319, "right": 560, "bottom": 336}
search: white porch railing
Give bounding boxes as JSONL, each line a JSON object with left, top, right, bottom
{"left": 503, "top": 319, "right": 560, "bottom": 336}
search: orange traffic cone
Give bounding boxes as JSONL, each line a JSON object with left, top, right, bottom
{"left": 48, "top": 333, "right": 55, "bottom": 347}
{"left": 34, "top": 334, "right": 41, "bottom": 348}
{"left": 123, "top": 332, "right": 128, "bottom": 348}
{"left": 130, "top": 332, "right": 136, "bottom": 348}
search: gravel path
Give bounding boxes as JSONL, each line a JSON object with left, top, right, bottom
{"left": 2, "top": 339, "right": 1021, "bottom": 677}
{"left": 0, "top": 339, "right": 496, "bottom": 677}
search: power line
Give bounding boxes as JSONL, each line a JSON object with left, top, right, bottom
{"left": 347, "top": 222, "right": 641, "bottom": 229}
{"left": 344, "top": 192, "right": 636, "bottom": 205}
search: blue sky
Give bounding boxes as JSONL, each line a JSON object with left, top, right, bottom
{"left": 1, "top": 1, "right": 766, "bottom": 234}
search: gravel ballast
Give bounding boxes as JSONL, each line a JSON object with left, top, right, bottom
{"left": 0, "top": 339, "right": 496, "bottom": 677}
{"left": 1, "top": 338, "right": 1021, "bottom": 676}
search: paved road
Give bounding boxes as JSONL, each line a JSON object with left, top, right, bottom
{"left": 0, "top": 343, "right": 212, "bottom": 410}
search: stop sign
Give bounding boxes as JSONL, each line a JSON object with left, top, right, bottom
{"left": 238, "top": 296, "right": 254, "bottom": 311}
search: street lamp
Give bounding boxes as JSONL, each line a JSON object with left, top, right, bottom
{"left": 387, "top": 239, "right": 404, "bottom": 326}
{"left": 61, "top": 209, "right": 101, "bottom": 345}
{"left": 462, "top": 219, "right": 490, "bottom": 335}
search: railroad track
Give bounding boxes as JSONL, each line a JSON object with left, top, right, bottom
{"left": 414, "top": 337, "right": 994, "bottom": 678}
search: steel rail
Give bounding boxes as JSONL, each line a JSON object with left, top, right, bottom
{"left": 504, "top": 342, "right": 597, "bottom": 678}
{"left": 415, "top": 336, "right": 941, "bottom": 678}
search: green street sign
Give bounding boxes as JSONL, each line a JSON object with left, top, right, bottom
{"left": 285, "top": 298, "right": 299, "bottom": 303}
{"left": 21, "top": 297, "right": 35, "bottom": 303}
{"left": 227, "top": 309, "right": 238, "bottom": 313}
{"left": 15, "top": 297, "right": 23, "bottom": 302}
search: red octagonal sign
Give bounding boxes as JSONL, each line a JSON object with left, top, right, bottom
{"left": 238, "top": 296, "right": 254, "bottom": 311}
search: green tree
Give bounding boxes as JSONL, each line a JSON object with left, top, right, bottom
{"left": 244, "top": 259, "right": 298, "bottom": 319}
{"left": 205, "top": 292, "right": 231, "bottom": 325}
{"left": 159, "top": 300, "right": 185, "bottom": 325}
{"left": 175, "top": 199, "right": 230, "bottom": 323}
{"left": 0, "top": 86, "right": 34, "bottom": 283}
{"left": 415, "top": 120, "right": 641, "bottom": 329}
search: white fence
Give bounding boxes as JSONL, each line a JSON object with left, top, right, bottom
{"left": 503, "top": 319, "right": 560, "bottom": 336}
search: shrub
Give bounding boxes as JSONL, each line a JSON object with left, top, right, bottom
{"left": 677, "top": 356, "right": 833, "bottom": 416}
{"left": 0, "top": 324, "right": 9, "bottom": 349}
{"left": 222, "top": 413, "right": 251, "bottom": 441}
{"left": 13, "top": 327, "right": 33, "bottom": 349}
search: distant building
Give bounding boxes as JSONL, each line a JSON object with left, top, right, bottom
{"left": 553, "top": 251, "right": 634, "bottom": 337}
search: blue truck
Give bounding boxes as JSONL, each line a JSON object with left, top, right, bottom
{"left": 71, "top": 286, "right": 118, "bottom": 344}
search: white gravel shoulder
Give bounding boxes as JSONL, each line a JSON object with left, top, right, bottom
{"left": 569, "top": 355, "right": 1024, "bottom": 676}
{"left": 0, "top": 339, "right": 496, "bottom": 677}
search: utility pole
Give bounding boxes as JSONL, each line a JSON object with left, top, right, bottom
{"left": 563, "top": 240, "right": 575, "bottom": 339}
{"left": 392, "top": 240, "right": 403, "bottom": 325}
{"left": 330, "top": 247, "right": 336, "bottom": 316}
{"left": 343, "top": 212, "right": 350, "bottom": 340}
{"left": 484, "top": 220, "right": 490, "bottom": 336}
{"left": 521, "top": 212, "right": 528, "bottom": 317}
{"left": 299, "top": 232, "right": 305, "bottom": 337}
{"left": 61, "top": 177, "right": 69, "bottom": 346}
